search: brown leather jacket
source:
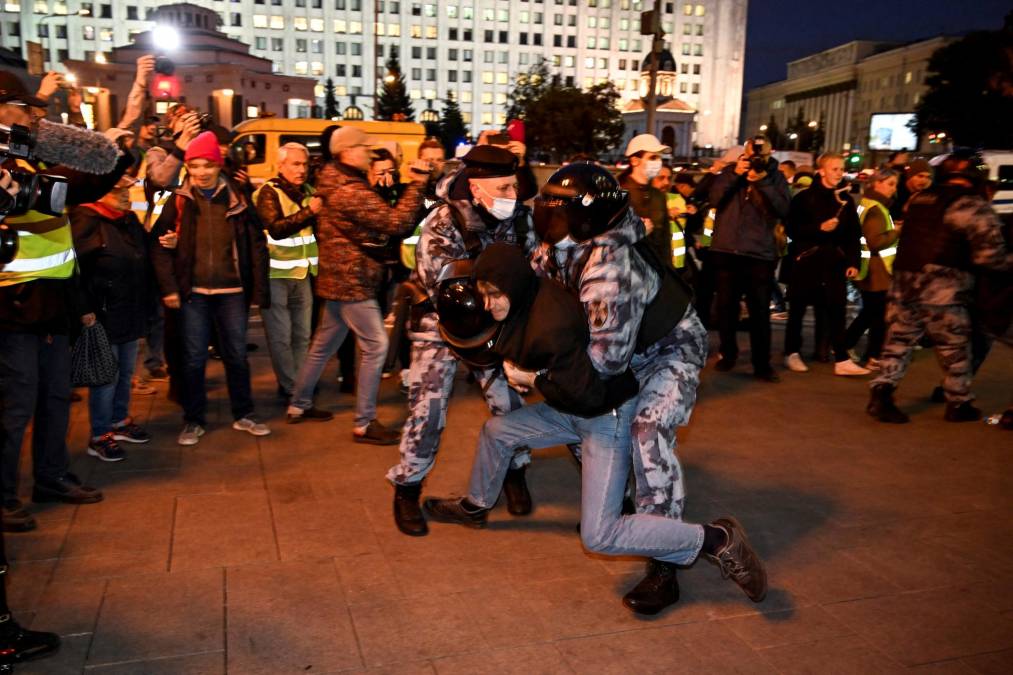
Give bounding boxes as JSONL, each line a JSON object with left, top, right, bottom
{"left": 313, "top": 162, "right": 424, "bottom": 302}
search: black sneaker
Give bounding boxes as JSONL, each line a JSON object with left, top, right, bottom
{"left": 87, "top": 433, "right": 127, "bottom": 462}
{"left": 32, "top": 472, "right": 103, "bottom": 505}
{"left": 944, "top": 401, "right": 982, "bottom": 423}
{"left": 287, "top": 407, "right": 334, "bottom": 424}
{"left": 1, "top": 499, "right": 36, "bottom": 533}
{"left": 112, "top": 420, "right": 151, "bottom": 444}
{"left": 706, "top": 517, "right": 767, "bottom": 602}
{"left": 0, "top": 615, "right": 60, "bottom": 666}
{"left": 422, "top": 497, "right": 489, "bottom": 528}
{"left": 353, "top": 420, "right": 400, "bottom": 445}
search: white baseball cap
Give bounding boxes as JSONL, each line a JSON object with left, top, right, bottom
{"left": 624, "top": 133, "right": 671, "bottom": 157}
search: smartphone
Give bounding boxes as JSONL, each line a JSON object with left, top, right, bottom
{"left": 488, "top": 132, "right": 511, "bottom": 146}
{"left": 507, "top": 119, "right": 525, "bottom": 143}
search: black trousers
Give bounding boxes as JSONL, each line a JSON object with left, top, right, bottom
{"left": 785, "top": 280, "right": 848, "bottom": 363}
{"left": 845, "top": 290, "right": 888, "bottom": 360}
{"left": 711, "top": 252, "right": 776, "bottom": 372}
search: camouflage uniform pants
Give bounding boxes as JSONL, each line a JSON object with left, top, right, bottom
{"left": 386, "top": 340, "right": 528, "bottom": 485}
{"left": 872, "top": 297, "right": 973, "bottom": 403}
{"left": 628, "top": 306, "right": 709, "bottom": 519}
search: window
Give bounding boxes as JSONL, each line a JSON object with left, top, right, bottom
{"left": 498, "top": 51, "right": 508, "bottom": 64}
{"left": 680, "top": 82, "right": 687, "bottom": 93}
{"left": 460, "top": 89, "right": 472, "bottom": 101}
{"left": 230, "top": 13, "right": 241, "bottom": 26}
{"left": 463, "top": 29, "right": 472, "bottom": 40}
{"left": 82, "top": 25, "right": 95, "bottom": 40}
{"left": 294, "top": 17, "right": 308, "bottom": 30}
{"left": 566, "top": 36, "right": 575, "bottom": 48}
{"left": 496, "top": 72, "right": 507, "bottom": 84}
{"left": 99, "top": 3, "right": 111, "bottom": 18}
{"left": 484, "top": 51, "right": 493, "bottom": 64}
{"left": 255, "top": 37, "right": 267, "bottom": 49}
{"left": 272, "top": 37, "right": 283, "bottom": 51}
{"left": 311, "top": 62, "right": 324, "bottom": 76}
{"left": 680, "top": 63, "right": 688, "bottom": 74}
{"left": 448, "top": 71, "right": 457, "bottom": 82}
{"left": 693, "top": 44, "right": 702, "bottom": 56}
{"left": 254, "top": 14, "right": 268, "bottom": 27}
{"left": 295, "top": 61, "right": 309, "bottom": 75}
{"left": 587, "top": 37, "right": 596, "bottom": 49}
{"left": 126, "top": 6, "right": 137, "bottom": 19}
{"left": 693, "top": 64, "right": 700, "bottom": 74}
{"left": 427, "top": 47, "right": 436, "bottom": 59}
{"left": 695, "top": 3, "right": 705, "bottom": 16}
{"left": 296, "top": 39, "right": 307, "bottom": 52}
{"left": 270, "top": 15, "right": 285, "bottom": 29}
{"left": 426, "top": 26, "right": 437, "bottom": 38}
{"left": 312, "top": 40, "right": 323, "bottom": 53}
{"left": 482, "top": 71, "right": 493, "bottom": 84}
{"left": 683, "top": 23, "right": 692, "bottom": 35}
{"left": 519, "top": 33, "right": 528, "bottom": 45}
{"left": 311, "top": 18, "right": 324, "bottom": 31}
{"left": 336, "top": 64, "right": 346, "bottom": 76}
{"left": 351, "top": 42, "right": 362, "bottom": 55}
{"left": 481, "top": 92, "right": 493, "bottom": 104}
{"left": 683, "top": 2, "right": 692, "bottom": 14}
{"left": 411, "top": 67, "right": 422, "bottom": 79}
{"left": 695, "top": 24, "right": 704, "bottom": 36}
{"left": 352, "top": 65, "right": 362, "bottom": 77}
{"left": 447, "top": 5, "right": 457, "bottom": 17}
{"left": 484, "top": 30, "right": 493, "bottom": 42}
{"left": 533, "top": 33, "right": 542, "bottom": 46}
{"left": 553, "top": 35, "right": 561, "bottom": 47}
{"left": 462, "top": 72, "right": 472, "bottom": 83}
{"left": 681, "top": 43, "right": 690, "bottom": 55}
{"left": 692, "top": 83, "right": 699, "bottom": 94}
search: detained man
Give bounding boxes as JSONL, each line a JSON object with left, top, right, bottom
{"left": 423, "top": 243, "right": 768, "bottom": 611}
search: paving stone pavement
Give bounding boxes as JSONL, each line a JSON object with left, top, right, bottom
{"left": 8, "top": 321, "right": 1012, "bottom": 674}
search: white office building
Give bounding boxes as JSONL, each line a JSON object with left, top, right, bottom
{"left": 1, "top": 0, "right": 747, "bottom": 149}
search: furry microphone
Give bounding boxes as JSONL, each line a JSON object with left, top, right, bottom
{"left": 32, "top": 120, "right": 119, "bottom": 174}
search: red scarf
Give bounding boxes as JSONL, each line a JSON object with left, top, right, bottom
{"left": 82, "top": 202, "right": 128, "bottom": 220}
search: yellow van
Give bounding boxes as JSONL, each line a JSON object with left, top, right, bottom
{"left": 228, "top": 118, "right": 428, "bottom": 186}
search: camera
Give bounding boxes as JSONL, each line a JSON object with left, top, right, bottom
{"left": 0, "top": 123, "right": 70, "bottom": 264}
{"left": 195, "top": 112, "right": 213, "bottom": 131}
{"left": 154, "top": 55, "right": 175, "bottom": 76}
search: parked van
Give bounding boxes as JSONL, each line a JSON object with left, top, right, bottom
{"left": 228, "top": 118, "right": 428, "bottom": 186}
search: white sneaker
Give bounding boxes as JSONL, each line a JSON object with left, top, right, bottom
{"left": 834, "top": 360, "right": 871, "bottom": 376}
{"left": 233, "top": 417, "right": 271, "bottom": 436}
{"left": 177, "top": 423, "right": 205, "bottom": 446}
{"left": 784, "top": 353, "right": 809, "bottom": 372}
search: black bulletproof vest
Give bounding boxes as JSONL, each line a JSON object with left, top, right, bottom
{"left": 632, "top": 239, "right": 693, "bottom": 353}
{"left": 894, "top": 186, "right": 974, "bottom": 272}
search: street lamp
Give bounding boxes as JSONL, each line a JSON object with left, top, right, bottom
{"left": 807, "top": 120, "right": 818, "bottom": 129}
{"left": 789, "top": 132, "right": 799, "bottom": 150}
{"left": 759, "top": 124, "right": 768, "bottom": 132}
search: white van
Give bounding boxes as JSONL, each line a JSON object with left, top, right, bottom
{"left": 929, "top": 150, "right": 1013, "bottom": 215}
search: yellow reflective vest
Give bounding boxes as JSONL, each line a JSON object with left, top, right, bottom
{"left": 855, "top": 197, "right": 896, "bottom": 281}
{"left": 0, "top": 161, "right": 76, "bottom": 287}
{"left": 128, "top": 153, "right": 149, "bottom": 227}
{"left": 699, "top": 208, "right": 715, "bottom": 248}
{"left": 251, "top": 180, "right": 319, "bottom": 280}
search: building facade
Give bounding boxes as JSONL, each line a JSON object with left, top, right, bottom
{"left": 1, "top": 0, "right": 746, "bottom": 149}
{"left": 744, "top": 36, "right": 954, "bottom": 161}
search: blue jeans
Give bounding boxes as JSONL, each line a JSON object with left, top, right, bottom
{"left": 180, "top": 293, "right": 254, "bottom": 426}
{"left": 0, "top": 332, "right": 72, "bottom": 501}
{"left": 88, "top": 339, "right": 139, "bottom": 438}
{"left": 290, "top": 299, "right": 387, "bottom": 428}
{"left": 468, "top": 399, "right": 704, "bottom": 565}
{"left": 261, "top": 277, "right": 313, "bottom": 395}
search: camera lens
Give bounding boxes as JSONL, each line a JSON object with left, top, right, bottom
{"left": 0, "top": 227, "right": 18, "bottom": 265}
{"left": 154, "top": 56, "right": 175, "bottom": 76}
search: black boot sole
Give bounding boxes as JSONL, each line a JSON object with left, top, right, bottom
{"left": 31, "top": 490, "right": 103, "bottom": 505}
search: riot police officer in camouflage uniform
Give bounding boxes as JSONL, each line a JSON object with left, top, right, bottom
{"left": 529, "top": 163, "right": 709, "bottom": 615}
{"left": 386, "top": 146, "right": 536, "bottom": 536}
{"left": 868, "top": 151, "right": 1011, "bottom": 424}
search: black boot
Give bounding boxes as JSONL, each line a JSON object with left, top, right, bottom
{"left": 393, "top": 484, "right": 428, "bottom": 537}
{"left": 867, "top": 384, "right": 909, "bottom": 424}
{"left": 0, "top": 613, "right": 60, "bottom": 667}
{"left": 502, "top": 466, "right": 532, "bottom": 516}
{"left": 930, "top": 385, "right": 946, "bottom": 403}
{"left": 944, "top": 401, "right": 982, "bottom": 422}
{"left": 622, "top": 559, "right": 680, "bottom": 615}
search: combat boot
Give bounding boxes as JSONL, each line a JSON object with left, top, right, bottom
{"left": 502, "top": 466, "right": 532, "bottom": 516}
{"left": 622, "top": 559, "right": 680, "bottom": 615}
{"left": 944, "top": 401, "right": 981, "bottom": 423}
{"left": 867, "top": 384, "right": 909, "bottom": 424}
{"left": 393, "top": 483, "right": 428, "bottom": 537}
{"left": 0, "top": 612, "right": 60, "bottom": 668}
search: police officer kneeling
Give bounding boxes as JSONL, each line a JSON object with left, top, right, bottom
{"left": 423, "top": 243, "right": 768, "bottom": 613}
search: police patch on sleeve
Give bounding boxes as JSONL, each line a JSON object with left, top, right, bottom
{"left": 587, "top": 300, "right": 610, "bottom": 329}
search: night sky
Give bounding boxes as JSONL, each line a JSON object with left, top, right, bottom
{"left": 744, "top": 0, "right": 1012, "bottom": 90}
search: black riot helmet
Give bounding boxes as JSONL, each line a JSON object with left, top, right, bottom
{"left": 533, "top": 162, "right": 629, "bottom": 244}
{"left": 937, "top": 149, "right": 990, "bottom": 191}
{"left": 435, "top": 260, "right": 502, "bottom": 368}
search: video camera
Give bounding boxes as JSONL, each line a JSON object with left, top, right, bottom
{"left": 0, "top": 122, "right": 70, "bottom": 264}
{"left": 156, "top": 110, "right": 214, "bottom": 140}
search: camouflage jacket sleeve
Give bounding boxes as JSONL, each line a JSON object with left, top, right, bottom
{"left": 578, "top": 245, "right": 648, "bottom": 376}
{"left": 318, "top": 164, "right": 426, "bottom": 240}
{"left": 413, "top": 206, "right": 468, "bottom": 302}
{"left": 949, "top": 196, "right": 1011, "bottom": 271}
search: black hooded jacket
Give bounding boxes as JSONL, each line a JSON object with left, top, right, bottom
{"left": 474, "top": 243, "right": 639, "bottom": 418}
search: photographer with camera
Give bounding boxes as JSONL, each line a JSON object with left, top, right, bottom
{"left": 706, "top": 136, "right": 791, "bottom": 382}
{"left": 0, "top": 79, "right": 133, "bottom": 533}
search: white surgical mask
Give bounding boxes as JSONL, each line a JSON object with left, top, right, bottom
{"left": 554, "top": 235, "right": 577, "bottom": 250}
{"left": 476, "top": 185, "right": 516, "bottom": 221}
{"left": 644, "top": 159, "right": 663, "bottom": 179}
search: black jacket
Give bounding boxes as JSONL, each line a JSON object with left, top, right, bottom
{"left": 150, "top": 177, "right": 270, "bottom": 307}
{"left": 707, "top": 158, "right": 791, "bottom": 261}
{"left": 69, "top": 204, "right": 149, "bottom": 344}
{"left": 785, "top": 178, "right": 862, "bottom": 290}
{"left": 475, "top": 243, "right": 639, "bottom": 418}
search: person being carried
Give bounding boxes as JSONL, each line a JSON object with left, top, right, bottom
{"left": 424, "top": 243, "right": 768, "bottom": 610}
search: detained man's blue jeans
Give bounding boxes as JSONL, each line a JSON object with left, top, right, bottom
{"left": 289, "top": 299, "right": 388, "bottom": 428}
{"left": 180, "top": 292, "right": 254, "bottom": 426}
{"left": 468, "top": 399, "right": 704, "bottom": 565}
{"left": 88, "top": 339, "right": 139, "bottom": 438}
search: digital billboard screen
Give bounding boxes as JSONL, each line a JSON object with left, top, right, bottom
{"left": 869, "top": 113, "right": 918, "bottom": 151}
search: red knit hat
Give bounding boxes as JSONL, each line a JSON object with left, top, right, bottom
{"left": 184, "top": 131, "right": 223, "bottom": 165}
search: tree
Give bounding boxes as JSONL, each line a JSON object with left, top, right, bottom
{"left": 505, "top": 65, "right": 625, "bottom": 162}
{"left": 914, "top": 13, "right": 1013, "bottom": 147}
{"left": 764, "top": 115, "right": 784, "bottom": 150}
{"left": 323, "top": 77, "right": 339, "bottom": 119}
{"left": 437, "top": 92, "right": 468, "bottom": 155}
{"left": 375, "top": 55, "right": 415, "bottom": 122}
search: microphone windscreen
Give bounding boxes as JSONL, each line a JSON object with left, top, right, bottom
{"left": 33, "top": 120, "right": 119, "bottom": 174}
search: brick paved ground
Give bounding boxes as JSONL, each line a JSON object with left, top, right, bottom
{"left": 9, "top": 319, "right": 1013, "bottom": 674}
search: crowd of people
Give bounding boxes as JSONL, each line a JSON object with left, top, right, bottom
{"left": 0, "top": 54, "right": 1010, "bottom": 669}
